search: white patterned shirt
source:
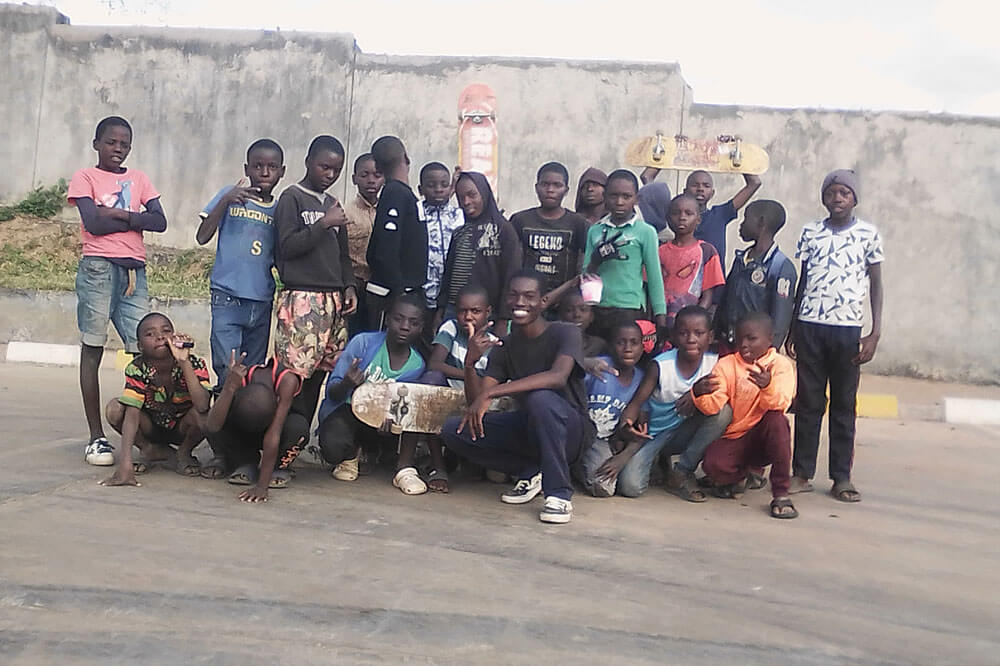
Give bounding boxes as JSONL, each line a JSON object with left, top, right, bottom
{"left": 795, "top": 217, "right": 884, "bottom": 327}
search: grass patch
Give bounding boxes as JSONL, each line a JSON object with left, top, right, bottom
{"left": 0, "top": 180, "right": 68, "bottom": 221}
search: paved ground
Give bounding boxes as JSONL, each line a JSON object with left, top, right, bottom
{"left": 1, "top": 362, "right": 998, "bottom": 665}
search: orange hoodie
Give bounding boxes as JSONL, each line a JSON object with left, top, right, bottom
{"left": 692, "top": 347, "right": 795, "bottom": 439}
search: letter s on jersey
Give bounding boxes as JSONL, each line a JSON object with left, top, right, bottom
{"left": 251, "top": 240, "right": 262, "bottom": 256}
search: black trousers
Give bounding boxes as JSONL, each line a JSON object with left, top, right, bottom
{"left": 791, "top": 321, "right": 861, "bottom": 483}
{"left": 208, "top": 412, "right": 311, "bottom": 471}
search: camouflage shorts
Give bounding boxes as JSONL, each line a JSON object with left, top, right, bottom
{"left": 274, "top": 290, "right": 349, "bottom": 378}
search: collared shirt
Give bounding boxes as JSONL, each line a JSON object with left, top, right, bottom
{"left": 718, "top": 242, "right": 798, "bottom": 347}
{"left": 423, "top": 199, "right": 464, "bottom": 306}
{"left": 344, "top": 193, "right": 378, "bottom": 282}
{"left": 584, "top": 212, "right": 666, "bottom": 315}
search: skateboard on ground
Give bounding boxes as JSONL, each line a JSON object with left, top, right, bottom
{"left": 352, "top": 381, "right": 512, "bottom": 435}
{"left": 458, "top": 83, "right": 500, "bottom": 199}
{"left": 625, "top": 131, "right": 769, "bottom": 175}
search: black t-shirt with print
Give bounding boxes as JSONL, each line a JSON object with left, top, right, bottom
{"left": 510, "top": 208, "right": 589, "bottom": 294}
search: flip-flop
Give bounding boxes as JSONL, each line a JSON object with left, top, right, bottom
{"left": 746, "top": 472, "right": 767, "bottom": 490}
{"left": 665, "top": 469, "right": 707, "bottom": 503}
{"left": 770, "top": 497, "right": 799, "bottom": 519}
{"left": 228, "top": 464, "right": 258, "bottom": 486}
{"left": 427, "top": 468, "right": 449, "bottom": 493}
{"left": 175, "top": 454, "right": 201, "bottom": 477}
{"left": 712, "top": 480, "right": 746, "bottom": 499}
{"left": 269, "top": 469, "right": 291, "bottom": 489}
{"left": 788, "top": 476, "right": 814, "bottom": 494}
{"left": 199, "top": 457, "right": 227, "bottom": 479}
{"left": 132, "top": 461, "right": 149, "bottom": 474}
{"left": 831, "top": 480, "right": 862, "bottom": 503}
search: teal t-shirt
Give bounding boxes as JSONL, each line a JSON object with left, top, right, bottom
{"left": 345, "top": 342, "right": 423, "bottom": 404}
{"left": 584, "top": 214, "right": 666, "bottom": 315}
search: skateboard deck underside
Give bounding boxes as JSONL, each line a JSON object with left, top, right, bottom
{"left": 458, "top": 83, "right": 500, "bottom": 199}
{"left": 625, "top": 134, "right": 769, "bottom": 175}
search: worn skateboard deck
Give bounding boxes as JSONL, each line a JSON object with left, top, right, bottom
{"left": 352, "top": 382, "right": 467, "bottom": 435}
{"left": 458, "top": 83, "right": 500, "bottom": 199}
{"left": 625, "top": 131, "right": 769, "bottom": 175}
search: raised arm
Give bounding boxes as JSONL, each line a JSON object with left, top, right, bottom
{"left": 730, "top": 174, "right": 762, "bottom": 211}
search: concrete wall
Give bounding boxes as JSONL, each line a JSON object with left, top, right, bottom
{"left": 2, "top": 3, "right": 999, "bottom": 383}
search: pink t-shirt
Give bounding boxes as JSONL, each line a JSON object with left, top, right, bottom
{"left": 67, "top": 167, "right": 160, "bottom": 261}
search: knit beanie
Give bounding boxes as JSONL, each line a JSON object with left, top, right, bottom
{"left": 821, "top": 169, "right": 859, "bottom": 203}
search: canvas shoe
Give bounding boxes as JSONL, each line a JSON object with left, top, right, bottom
{"left": 500, "top": 473, "right": 542, "bottom": 504}
{"left": 332, "top": 454, "right": 359, "bottom": 481}
{"left": 539, "top": 496, "right": 573, "bottom": 524}
{"left": 84, "top": 436, "right": 115, "bottom": 466}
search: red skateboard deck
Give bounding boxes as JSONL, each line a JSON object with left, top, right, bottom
{"left": 458, "top": 83, "right": 500, "bottom": 200}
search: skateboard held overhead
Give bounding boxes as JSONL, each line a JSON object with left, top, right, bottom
{"left": 458, "top": 83, "right": 500, "bottom": 199}
{"left": 625, "top": 131, "right": 769, "bottom": 175}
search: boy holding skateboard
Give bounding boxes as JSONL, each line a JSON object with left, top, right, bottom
{"left": 510, "top": 162, "right": 589, "bottom": 296}
{"left": 685, "top": 170, "right": 761, "bottom": 269}
{"left": 658, "top": 194, "right": 726, "bottom": 329}
{"left": 787, "top": 170, "right": 884, "bottom": 503}
{"left": 716, "top": 199, "right": 797, "bottom": 351}
{"left": 442, "top": 271, "right": 593, "bottom": 524}
{"left": 583, "top": 169, "right": 668, "bottom": 343}
{"left": 425, "top": 284, "right": 497, "bottom": 389}
{"left": 316, "top": 294, "right": 432, "bottom": 495}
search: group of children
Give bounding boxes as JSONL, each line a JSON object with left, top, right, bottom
{"left": 70, "top": 115, "right": 884, "bottom": 524}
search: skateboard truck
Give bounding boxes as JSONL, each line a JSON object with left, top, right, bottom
{"left": 718, "top": 135, "right": 743, "bottom": 168}
{"left": 652, "top": 130, "right": 667, "bottom": 163}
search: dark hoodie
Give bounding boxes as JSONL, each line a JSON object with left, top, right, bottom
{"left": 437, "top": 172, "right": 521, "bottom": 318}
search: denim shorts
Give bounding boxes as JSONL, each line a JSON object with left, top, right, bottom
{"left": 75, "top": 256, "right": 149, "bottom": 352}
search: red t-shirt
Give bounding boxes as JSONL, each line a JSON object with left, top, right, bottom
{"left": 68, "top": 166, "right": 159, "bottom": 261}
{"left": 658, "top": 239, "right": 725, "bottom": 319}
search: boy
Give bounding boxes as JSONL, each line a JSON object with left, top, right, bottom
{"left": 343, "top": 153, "right": 384, "bottom": 335}
{"left": 716, "top": 199, "right": 797, "bottom": 351}
{"left": 554, "top": 288, "right": 606, "bottom": 357}
{"left": 697, "top": 313, "right": 798, "bottom": 519}
{"left": 787, "top": 169, "right": 884, "bottom": 503}
{"left": 203, "top": 350, "right": 307, "bottom": 503}
{"left": 615, "top": 306, "right": 731, "bottom": 499}
{"left": 682, "top": 170, "right": 761, "bottom": 269}
{"left": 576, "top": 320, "right": 645, "bottom": 497}
{"left": 316, "top": 294, "right": 430, "bottom": 494}
{"left": 510, "top": 162, "right": 589, "bottom": 296}
{"left": 574, "top": 167, "right": 607, "bottom": 224}
{"left": 69, "top": 116, "right": 167, "bottom": 466}
{"left": 659, "top": 194, "right": 726, "bottom": 328}
{"left": 442, "top": 270, "right": 593, "bottom": 524}
{"left": 420, "top": 162, "right": 464, "bottom": 318}
{"left": 196, "top": 138, "right": 285, "bottom": 386}
{"left": 100, "top": 313, "right": 211, "bottom": 486}
{"left": 584, "top": 169, "right": 667, "bottom": 343}
{"left": 273, "top": 134, "right": 357, "bottom": 425}
{"left": 365, "top": 136, "right": 427, "bottom": 330}
{"left": 426, "top": 284, "right": 496, "bottom": 389}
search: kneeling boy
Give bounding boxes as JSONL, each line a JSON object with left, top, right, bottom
{"left": 101, "top": 312, "right": 211, "bottom": 486}
{"left": 203, "top": 351, "right": 307, "bottom": 503}
{"left": 442, "top": 271, "right": 593, "bottom": 524}
{"left": 696, "top": 313, "right": 798, "bottom": 519}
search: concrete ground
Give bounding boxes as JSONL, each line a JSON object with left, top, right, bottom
{"left": 1, "top": 363, "right": 998, "bottom": 665}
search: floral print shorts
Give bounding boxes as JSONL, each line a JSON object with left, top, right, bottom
{"left": 274, "top": 290, "right": 348, "bottom": 378}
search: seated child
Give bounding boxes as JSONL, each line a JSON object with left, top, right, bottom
{"left": 584, "top": 169, "right": 667, "bottom": 343}
{"left": 659, "top": 194, "right": 726, "bottom": 329}
{"left": 100, "top": 312, "right": 211, "bottom": 486}
{"left": 203, "top": 351, "right": 307, "bottom": 503}
{"left": 716, "top": 199, "right": 797, "bottom": 351}
{"left": 554, "top": 288, "right": 606, "bottom": 357}
{"left": 441, "top": 270, "right": 593, "bottom": 524}
{"left": 696, "top": 312, "right": 798, "bottom": 519}
{"left": 615, "top": 306, "right": 731, "bottom": 499}
{"left": 196, "top": 138, "right": 285, "bottom": 386}
{"left": 316, "top": 294, "right": 432, "bottom": 495}
{"left": 575, "top": 320, "right": 645, "bottom": 497}
{"left": 419, "top": 162, "right": 463, "bottom": 319}
{"left": 426, "top": 284, "right": 496, "bottom": 389}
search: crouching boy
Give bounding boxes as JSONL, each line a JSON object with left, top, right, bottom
{"left": 696, "top": 313, "right": 798, "bottom": 519}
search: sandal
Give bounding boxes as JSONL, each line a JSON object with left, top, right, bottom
{"left": 770, "top": 497, "right": 799, "bottom": 519}
{"left": 427, "top": 468, "right": 449, "bottom": 493}
{"left": 788, "top": 476, "right": 814, "bottom": 494}
{"left": 269, "top": 469, "right": 291, "bottom": 489}
{"left": 665, "top": 467, "right": 707, "bottom": 503}
{"left": 132, "top": 461, "right": 149, "bottom": 474}
{"left": 393, "top": 467, "right": 427, "bottom": 495}
{"left": 175, "top": 453, "right": 201, "bottom": 477}
{"left": 200, "top": 457, "right": 227, "bottom": 479}
{"left": 227, "top": 464, "right": 258, "bottom": 486}
{"left": 746, "top": 471, "right": 767, "bottom": 490}
{"left": 332, "top": 454, "right": 359, "bottom": 482}
{"left": 831, "top": 480, "right": 862, "bottom": 503}
{"left": 712, "top": 480, "right": 746, "bottom": 499}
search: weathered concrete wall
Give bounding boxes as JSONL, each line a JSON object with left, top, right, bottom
{"left": 683, "top": 104, "right": 1000, "bottom": 383}
{"left": 3, "top": 4, "right": 999, "bottom": 383}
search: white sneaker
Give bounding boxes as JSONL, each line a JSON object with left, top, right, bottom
{"left": 84, "top": 437, "right": 115, "bottom": 466}
{"left": 539, "top": 496, "right": 573, "bottom": 524}
{"left": 500, "top": 473, "right": 542, "bottom": 504}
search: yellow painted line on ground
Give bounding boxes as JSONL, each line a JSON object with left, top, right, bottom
{"left": 856, "top": 393, "right": 899, "bottom": 419}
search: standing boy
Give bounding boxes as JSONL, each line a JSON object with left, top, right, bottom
{"left": 716, "top": 199, "right": 797, "bottom": 351}
{"left": 196, "top": 138, "right": 285, "bottom": 386}
{"left": 697, "top": 313, "right": 798, "bottom": 519}
{"left": 273, "top": 135, "right": 357, "bottom": 423}
{"left": 343, "top": 152, "right": 384, "bottom": 335}
{"left": 584, "top": 169, "right": 667, "bottom": 342}
{"left": 574, "top": 167, "right": 607, "bottom": 225}
{"left": 658, "top": 194, "right": 726, "bottom": 329}
{"left": 68, "top": 116, "right": 167, "bottom": 466}
{"left": 442, "top": 271, "right": 593, "bottom": 524}
{"left": 366, "top": 136, "right": 427, "bottom": 330}
{"left": 510, "top": 162, "right": 589, "bottom": 296}
{"left": 787, "top": 170, "right": 884, "bottom": 503}
{"left": 420, "top": 162, "right": 463, "bottom": 319}
{"left": 684, "top": 170, "right": 761, "bottom": 270}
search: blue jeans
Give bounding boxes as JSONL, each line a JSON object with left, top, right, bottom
{"left": 75, "top": 256, "right": 149, "bottom": 352}
{"left": 615, "top": 404, "right": 733, "bottom": 497}
{"left": 210, "top": 289, "right": 272, "bottom": 386}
